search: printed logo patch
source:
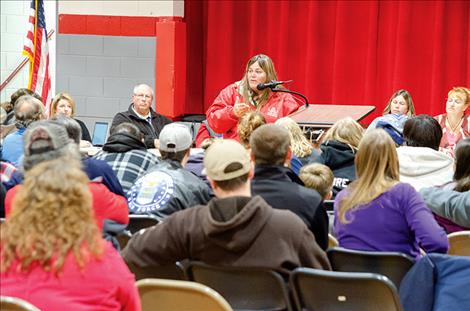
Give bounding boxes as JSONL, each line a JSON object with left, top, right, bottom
{"left": 266, "top": 106, "right": 279, "bottom": 118}
{"left": 128, "top": 171, "right": 175, "bottom": 213}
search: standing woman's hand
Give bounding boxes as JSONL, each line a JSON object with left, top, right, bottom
{"left": 233, "top": 96, "right": 252, "bottom": 118}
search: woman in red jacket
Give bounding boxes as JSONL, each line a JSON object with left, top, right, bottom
{"left": 0, "top": 159, "right": 140, "bottom": 311}
{"left": 206, "top": 54, "right": 302, "bottom": 140}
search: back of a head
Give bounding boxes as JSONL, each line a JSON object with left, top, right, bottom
{"left": 250, "top": 124, "right": 290, "bottom": 166}
{"left": 323, "top": 117, "right": 364, "bottom": 149}
{"left": 158, "top": 123, "right": 193, "bottom": 162}
{"left": 355, "top": 129, "right": 399, "bottom": 183}
{"left": 50, "top": 114, "right": 82, "bottom": 144}
{"left": 237, "top": 111, "right": 266, "bottom": 148}
{"left": 22, "top": 120, "right": 80, "bottom": 171}
{"left": 110, "top": 122, "right": 143, "bottom": 141}
{"left": 299, "top": 163, "right": 334, "bottom": 198}
{"left": 454, "top": 138, "right": 470, "bottom": 191}
{"left": 0, "top": 158, "right": 102, "bottom": 273}
{"left": 403, "top": 115, "right": 442, "bottom": 150}
{"left": 14, "top": 95, "right": 44, "bottom": 128}
{"left": 204, "top": 139, "right": 251, "bottom": 192}
{"left": 275, "top": 116, "right": 313, "bottom": 157}
{"left": 10, "top": 88, "right": 42, "bottom": 108}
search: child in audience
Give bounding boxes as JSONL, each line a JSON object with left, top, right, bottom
{"left": 366, "top": 89, "right": 416, "bottom": 145}
{"left": 299, "top": 163, "right": 334, "bottom": 200}
{"left": 334, "top": 129, "right": 448, "bottom": 259}
{"left": 0, "top": 158, "right": 140, "bottom": 310}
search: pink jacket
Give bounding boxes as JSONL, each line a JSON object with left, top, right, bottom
{"left": 0, "top": 242, "right": 140, "bottom": 311}
{"left": 206, "top": 83, "right": 302, "bottom": 140}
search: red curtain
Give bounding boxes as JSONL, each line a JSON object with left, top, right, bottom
{"left": 184, "top": 0, "right": 470, "bottom": 124}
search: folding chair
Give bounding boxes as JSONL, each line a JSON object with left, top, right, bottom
{"left": 137, "top": 278, "right": 233, "bottom": 311}
{"left": 0, "top": 296, "right": 40, "bottom": 311}
{"left": 290, "top": 268, "right": 403, "bottom": 311}
{"left": 126, "top": 260, "right": 187, "bottom": 281}
{"left": 327, "top": 247, "right": 414, "bottom": 288}
{"left": 186, "top": 261, "right": 293, "bottom": 311}
{"left": 447, "top": 230, "right": 470, "bottom": 256}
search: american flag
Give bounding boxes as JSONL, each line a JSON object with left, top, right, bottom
{"left": 23, "top": 0, "right": 51, "bottom": 115}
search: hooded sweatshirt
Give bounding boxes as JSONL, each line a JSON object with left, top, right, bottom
{"left": 397, "top": 146, "right": 454, "bottom": 191}
{"left": 122, "top": 195, "right": 331, "bottom": 275}
{"left": 318, "top": 140, "right": 357, "bottom": 197}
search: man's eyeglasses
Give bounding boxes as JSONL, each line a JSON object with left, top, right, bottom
{"left": 134, "top": 93, "right": 152, "bottom": 99}
{"left": 447, "top": 98, "right": 463, "bottom": 105}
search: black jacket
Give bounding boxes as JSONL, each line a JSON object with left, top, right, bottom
{"left": 111, "top": 104, "right": 172, "bottom": 148}
{"left": 318, "top": 140, "right": 357, "bottom": 198}
{"left": 127, "top": 159, "right": 211, "bottom": 220}
{"left": 251, "top": 165, "right": 329, "bottom": 250}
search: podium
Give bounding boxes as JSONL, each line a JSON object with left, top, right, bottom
{"left": 289, "top": 104, "right": 376, "bottom": 128}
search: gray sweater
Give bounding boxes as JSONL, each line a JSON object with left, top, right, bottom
{"left": 420, "top": 187, "right": 470, "bottom": 227}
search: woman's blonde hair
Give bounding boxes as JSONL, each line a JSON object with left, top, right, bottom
{"left": 322, "top": 117, "right": 364, "bottom": 150}
{"left": 337, "top": 129, "right": 399, "bottom": 223}
{"left": 448, "top": 86, "right": 470, "bottom": 106}
{"left": 1, "top": 158, "right": 103, "bottom": 274}
{"left": 239, "top": 54, "right": 279, "bottom": 108}
{"left": 383, "top": 89, "right": 415, "bottom": 117}
{"left": 237, "top": 111, "right": 266, "bottom": 148}
{"left": 275, "top": 117, "right": 313, "bottom": 157}
{"left": 51, "top": 92, "right": 76, "bottom": 117}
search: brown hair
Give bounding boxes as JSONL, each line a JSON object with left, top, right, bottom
{"left": 337, "top": 129, "right": 399, "bottom": 223}
{"left": 239, "top": 54, "right": 279, "bottom": 108}
{"left": 250, "top": 124, "right": 290, "bottom": 166}
{"left": 1, "top": 158, "right": 103, "bottom": 274}
{"left": 454, "top": 138, "right": 470, "bottom": 192}
{"left": 403, "top": 115, "right": 442, "bottom": 150}
{"left": 237, "top": 111, "right": 266, "bottom": 148}
{"left": 51, "top": 92, "right": 77, "bottom": 117}
{"left": 383, "top": 89, "right": 415, "bottom": 117}
{"left": 299, "top": 163, "right": 334, "bottom": 198}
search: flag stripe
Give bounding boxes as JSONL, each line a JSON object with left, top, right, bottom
{"left": 23, "top": 0, "right": 51, "bottom": 115}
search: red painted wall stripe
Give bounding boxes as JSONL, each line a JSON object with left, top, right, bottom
{"left": 58, "top": 14, "right": 183, "bottom": 36}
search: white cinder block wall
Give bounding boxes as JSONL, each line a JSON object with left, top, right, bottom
{"left": 0, "top": 0, "right": 56, "bottom": 103}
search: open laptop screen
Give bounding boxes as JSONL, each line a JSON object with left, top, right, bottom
{"left": 91, "top": 122, "right": 109, "bottom": 146}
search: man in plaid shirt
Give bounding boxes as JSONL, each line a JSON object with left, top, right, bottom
{"left": 93, "top": 123, "right": 160, "bottom": 194}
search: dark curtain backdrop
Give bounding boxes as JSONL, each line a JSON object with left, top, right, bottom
{"left": 184, "top": 0, "right": 470, "bottom": 124}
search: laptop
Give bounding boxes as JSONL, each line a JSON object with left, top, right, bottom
{"left": 91, "top": 122, "right": 109, "bottom": 147}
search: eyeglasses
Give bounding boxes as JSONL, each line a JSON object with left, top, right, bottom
{"left": 134, "top": 93, "right": 152, "bottom": 99}
{"left": 447, "top": 98, "right": 463, "bottom": 105}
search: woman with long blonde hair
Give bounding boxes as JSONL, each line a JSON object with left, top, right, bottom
{"left": 333, "top": 129, "right": 448, "bottom": 259}
{"left": 1, "top": 158, "right": 140, "bottom": 310}
{"left": 206, "top": 54, "right": 302, "bottom": 140}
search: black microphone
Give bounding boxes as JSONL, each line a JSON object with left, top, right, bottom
{"left": 256, "top": 80, "right": 292, "bottom": 91}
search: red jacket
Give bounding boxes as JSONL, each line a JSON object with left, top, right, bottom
{"left": 206, "top": 83, "right": 302, "bottom": 140}
{"left": 5, "top": 181, "right": 129, "bottom": 230}
{"left": 1, "top": 242, "right": 140, "bottom": 311}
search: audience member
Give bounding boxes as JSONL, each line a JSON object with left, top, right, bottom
{"left": 3, "top": 88, "right": 42, "bottom": 126}
{"left": 3, "top": 121, "right": 129, "bottom": 232}
{"left": 194, "top": 120, "right": 220, "bottom": 147}
{"left": 93, "top": 122, "right": 160, "bottom": 194}
{"left": 122, "top": 139, "right": 331, "bottom": 275}
{"left": 186, "top": 137, "right": 217, "bottom": 194}
{"left": 1, "top": 95, "right": 45, "bottom": 166}
{"left": 111, "top": 84, "right": 172, "bottom": 149}
{"left": 299, "top": 163, "right": 334, "bottom": 200}
{"left": 237, "top": 111, "right": 266, "bottom": 148}
{"left": 435, "top": 86, "right": 470, "bottom": 157}
{"left": 419, "top": 188, "right": 470, "bottom": 228}
{"left": 398, "top": 115, "right": 453, "bottom": 190}
{"left": 250, "top": 124, "right": 329, "bottom": 250}
{"left": 420, "top": 138, "right": 470, "bottom": 232}
{"left": 334, "top": 129, "right": 448, "bottom": 259}
{"left": 206, "top": 54, "right": 302, "bottom": 140}
{"left": 127, "top": 123, "right": 211, "bottom": 220}
{"left": 366, "top": 89, "right": 415, "bottom": 145}
{"left": 312, "top": 117, "right": 364, "bottom": 198}
{"left": 51, "top": 92, "right": 92, "bottom": 144}
{"left": 275, "top": 116, "right": 321, "bottom": 166}
{"left": 0, "top": 158, "right": 140, "bottom": 310}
